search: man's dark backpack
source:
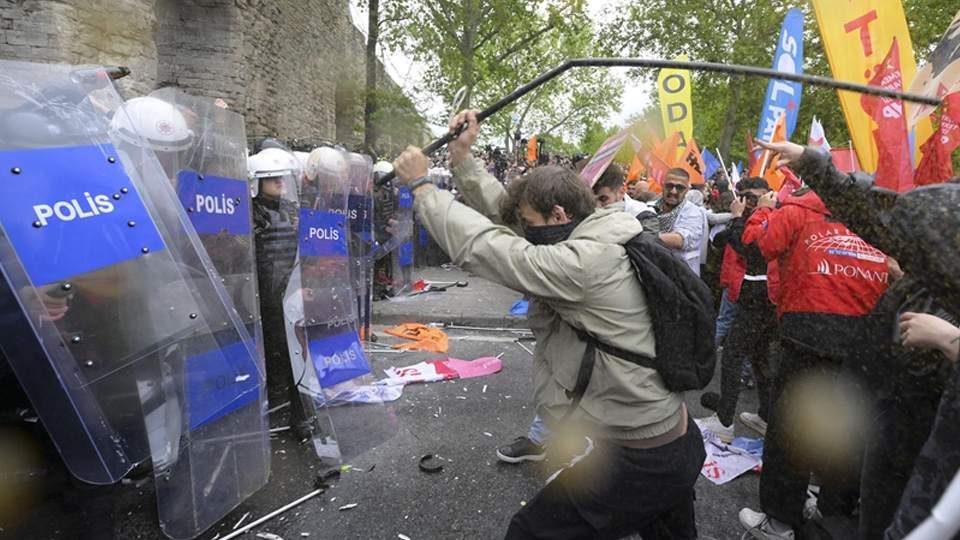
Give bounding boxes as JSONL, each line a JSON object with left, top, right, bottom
{"left": 564, "top": 233, "right": 717, "bottom": 414}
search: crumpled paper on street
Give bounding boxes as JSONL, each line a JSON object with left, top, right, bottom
{"left": 700, "top": 431, "right": 763, "bottom": 485}
{"left": 383, "top": 356, "right": 502, "bottom": 385}
{"left": 384, "top": 323, "right": 449, "bottom": 353}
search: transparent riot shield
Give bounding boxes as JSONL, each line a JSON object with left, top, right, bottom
{"left": 391, "top": 185, "right": 415, "bottom": 295}
{"left": 0, "top": 61, "right": 266, "bottom": 539}
{"left": 346, "top": 153, "right": 375, "bottom": 340}
{"left": 146, "top": 88, "right": 270, "bottom": 539}
{"left": 284, "top": 147, "right": 397, "bottom": 464}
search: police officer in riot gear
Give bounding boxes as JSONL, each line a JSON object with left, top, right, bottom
{"left": 249, "top": 147, "right": 311, "bottom": 439}
{"left": 373, "top": 161, "right": 398, "bottom": 299}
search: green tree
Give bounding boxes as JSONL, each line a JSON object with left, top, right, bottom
{"left": 380, "top": 0, "right": 620, "bottom": 155}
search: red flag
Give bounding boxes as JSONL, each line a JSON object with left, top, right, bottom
{"left": 777, "top": 166, "right": 803, "bottom": 202}
{"left": 746, "top": 130, "right": 757, "bottom": 170}
{"left": 830, "top": 147, "right": 862, "bottom": 173}
{"left": 860, "top": 38, "right": 914, "bottom": 193}
{"left": 644, "top": 150, "right": 671, "bottom": 191}
{"left": 914, "top": 92, "right": 960, "bottom": 186}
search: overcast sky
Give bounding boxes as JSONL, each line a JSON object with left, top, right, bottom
{"left": 347, "top": 0, "right": 651, "bottom": 140}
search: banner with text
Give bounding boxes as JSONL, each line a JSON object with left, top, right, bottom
{"left": 757, "top": 8, "right": 805, "bottom": 142}
{"left": 658, "top": 55, "right": 694, "bottom": 156}
{"left": 811, "top": 0, "right": 933, "bottom": 172}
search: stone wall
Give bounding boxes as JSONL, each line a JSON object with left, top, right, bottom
{"left": 0, "top": 0, "right": 401, "bottom": 144}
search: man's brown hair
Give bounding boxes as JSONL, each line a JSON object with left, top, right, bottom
{"left": 500, "top": 166, "right": 596, "bottom": 226}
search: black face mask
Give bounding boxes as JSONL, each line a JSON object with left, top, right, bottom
{"left": 524, "top": 220, "right": 581, "bottom": 246}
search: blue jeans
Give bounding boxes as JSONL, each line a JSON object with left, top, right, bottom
{"left": 715, "top": 287, "right": 740, "bottom": 345}
{"left": 528, "top": 414, "right": 550, "bottom": 446}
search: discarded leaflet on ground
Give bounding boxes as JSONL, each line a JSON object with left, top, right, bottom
{"left": 699, "top": 431, "right": 762, "bottom": 485}
{"left": 383, "top": 356, "right": 503, "bottom": 385}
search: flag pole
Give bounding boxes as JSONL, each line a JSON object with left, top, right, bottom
{"left": 715, "top": 148, "right": 729, "bottom": 181}
{"left": 376, "top": 57, "right": 942, "bottom": 186}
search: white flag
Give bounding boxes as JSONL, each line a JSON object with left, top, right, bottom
{"left": 730, "top": 164, "right": 740, "bottom": 188}
{"left": 808, "top": 116, "right": 831, "bottom": 153}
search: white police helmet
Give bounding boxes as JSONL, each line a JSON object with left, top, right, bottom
{"left": 304, "top": 146, "right": 346, "bottom": 182}
{"left": 247, "top": 147, "right": 301, "bottom": 180}
{"left": 109, "top": 96, "right": 194, "bottom": 152}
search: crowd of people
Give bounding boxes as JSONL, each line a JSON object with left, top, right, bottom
{"left": 391, "top": 109, "right": 960, "bottom": 540}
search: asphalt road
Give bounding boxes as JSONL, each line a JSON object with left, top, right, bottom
{"left": 7, "top": 321, "right": 766, "bottom": 540}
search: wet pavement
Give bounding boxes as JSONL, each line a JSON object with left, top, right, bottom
{"left": 8, "top": 266, "right": 765, "bottom": 540}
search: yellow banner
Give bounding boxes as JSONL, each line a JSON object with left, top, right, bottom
{"left": 811, "top": 0, "right": 933, "bottom": 172}
{"left": 658, "top": 55, "right": 694, "bottom": 160}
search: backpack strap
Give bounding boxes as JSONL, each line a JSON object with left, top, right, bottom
{"left": 559, "top": 325, "right": 658, "bottom": 422}
{"left": 559, "top": 338, "right": 596, "bottom": 422}
{"left": 571, "top": 326, "right": 657, "bottom": 371}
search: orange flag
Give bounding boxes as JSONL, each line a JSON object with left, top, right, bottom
{"left": 653, "top": 131, "right": 682, "bottom": 167}
{"left": 627, "top": 154, "right": 646, "bottom": 181}
{"left": 751, "top": 113, "right": 787, "bottom": 191}
{"left": 677, "top": 138, "right": 707, "bottom": 184}
{"left": 527, "top": 135, "right": 538, "bottom": 162}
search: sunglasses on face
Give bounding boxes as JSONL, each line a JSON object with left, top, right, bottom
{"left": 663, "top": 183, "right": 688, "bottom": 193}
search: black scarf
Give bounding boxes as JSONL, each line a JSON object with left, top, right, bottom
{"left": 524, "top": 219, "right": 582, "bottom": 246}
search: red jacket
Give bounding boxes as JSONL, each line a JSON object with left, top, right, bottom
{"left": 719, "top": 244, "right": 746, "bottom": 302}
{"left": 743, "top": 189, "right": 889, "bottom": 319}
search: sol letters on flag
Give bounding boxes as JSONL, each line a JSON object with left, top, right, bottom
{"left": 758, "top": 8, "right": 805, "bottom": 142}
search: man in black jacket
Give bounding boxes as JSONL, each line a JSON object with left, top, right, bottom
{"left": 695, "top": 177, "right": 777, "bottom": 443}
{"left": 756, "top": 139, "right": 960, "bottom": 540}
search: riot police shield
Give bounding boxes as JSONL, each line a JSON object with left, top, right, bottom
{"left": 390, "top": 185, "right": 416, "bottom": 295}
{"left": 144, "top": 88, "right": 270, "bottom": 539}
{"left": 284, "top": 146, "right": 397, "bottom": 464}
{"left": 0, "top": 61, "right": 266, "bottom": 539}
{"left": 346, "top": 153, "right": 375, "bottom": 340}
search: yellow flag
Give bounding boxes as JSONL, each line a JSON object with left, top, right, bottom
{"left": 657, "top": 55, "right": 694, "bottom": 161}
{"left": 811, "top": 0, "right": 933, "bottom": 172}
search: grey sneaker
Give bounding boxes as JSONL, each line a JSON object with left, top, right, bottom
{"left": 496, "top": 436, "right": 546, "bottom": 463}
{"left": 739, "top": 508, "right": 795, "bottom": 539}
{"left": 739, "top": 411, "right": 768, "bottom": 437}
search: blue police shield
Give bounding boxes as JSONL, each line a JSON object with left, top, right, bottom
{"left": 0, "top": 62, "right": 267, "bottom": 539}
{"left": 284, "top": 146, "right": 397, "bottom": 464}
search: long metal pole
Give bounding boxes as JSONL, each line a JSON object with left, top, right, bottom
{"left": 376, "top": 57, "right": 943, "bottom": 186}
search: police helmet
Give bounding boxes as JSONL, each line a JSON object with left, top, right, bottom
{"left": 109, "top": 96, "right": 194, "bottom": 152}
{"left": 304, "top": 146, "right": 346, "bottom": 182}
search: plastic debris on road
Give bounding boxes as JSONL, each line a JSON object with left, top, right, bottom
{"left": 383, "top": 357, "right": 502, "bottom": 385}
{"left": 510, "top": 299, "right": 529, "bottom": 315}
{"left": 384, "top": 323, "right": 450, "bottom": 352}
{"left": 700, "top": 431, "right": 762, "bottom": 485}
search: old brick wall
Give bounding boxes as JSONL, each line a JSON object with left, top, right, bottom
{"left": 0, "top": 0, "right": 399, "bottom": 143}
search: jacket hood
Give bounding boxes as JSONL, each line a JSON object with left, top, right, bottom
{"left": 569, "top": 204, "right": 643, "bottom": 245}
{"left": 889, "top": 184, "right": 960, "bottom": 302}
{"left": 782, "top": 187, "right": 830, "bottom": 216}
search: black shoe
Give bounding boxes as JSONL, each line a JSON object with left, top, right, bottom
{"left": 700, "top": 391, "right": 720, "bottom": 412}
{"left": 496, "top": 437, "right": 546, "bottom": 463}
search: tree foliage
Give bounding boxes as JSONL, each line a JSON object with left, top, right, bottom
{"left": 599, "top": 0, "right": 959, "bottom": 169}
{"left": 380, "top": 0, "right": 622, "bottom": 155}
